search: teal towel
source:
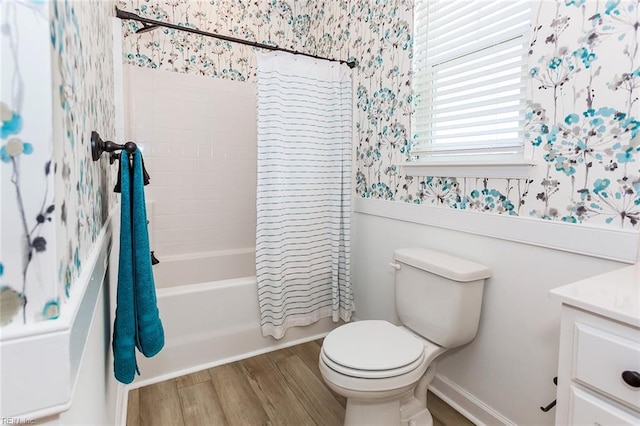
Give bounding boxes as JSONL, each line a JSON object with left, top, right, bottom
{"left": 113, "top": 150, "right": 164, "bottom": 384}
{"left": 113, "top": 150, "right": 136, "bottom": 384}
{"left": 131, "top": 150, "right": 164, "bottom": 357}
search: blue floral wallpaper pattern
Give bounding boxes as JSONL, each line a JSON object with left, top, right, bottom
{"left": 51, "top": 0, "right": 116, "bottom": 309}
{"left": 120, "top": 0, "right": 638, "bottom": 229}
{"left": 0, "top": 0, "right": 116, "bottom": 329}
{"left": 119, "top": 0, "right": 415, "bottom": 204}
{"left": 1, "top": 0, "right": 57, "bottom": 328}
{"left": 523, "top": 0, "right": 639, "bottom": 227}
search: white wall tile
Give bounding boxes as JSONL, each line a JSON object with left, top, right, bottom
{"left": 126, "top": 65, "right": 257, "bottom": 257}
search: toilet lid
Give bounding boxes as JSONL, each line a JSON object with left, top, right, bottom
{"left": 322, "top": 320, "right": 425, "bottom": 372}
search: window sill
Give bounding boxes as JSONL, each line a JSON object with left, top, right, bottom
{"left": 399, "top": 159, "right": 536, "bottom": 179}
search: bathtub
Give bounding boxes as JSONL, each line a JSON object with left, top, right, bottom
{"left": 133, "top": 248, "right": 339, "bottom": 387}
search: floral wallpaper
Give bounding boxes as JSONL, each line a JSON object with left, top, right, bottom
{"left": 523, "top": 0, "right": 639, "bottom": 227}
{"left": 369, "top": 0, "right": 639, "bottom": 228}
{"left": 1, "top": 0, "right": 56, "bottom": 329}
{"left": 119, "top": 0, "right": 414, "bottom": 206}
{"left": 51, "top": 0, "right": 116, "bottom": 313}
{"left": 119, "top": 0, "right": 638, "bottom": 229}
{"left": 0, "top": 0, "right": 116, "bottom": 329}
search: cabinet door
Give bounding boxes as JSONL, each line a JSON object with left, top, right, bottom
{"left": 571, "top": 387, "right": 640, "bottom": 425}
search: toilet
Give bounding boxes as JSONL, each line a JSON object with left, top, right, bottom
{"left": 319, "top": 248, "right": 491, "bottom": 426}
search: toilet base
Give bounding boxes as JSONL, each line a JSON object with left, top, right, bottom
{"left": 344, "top": 395, "right": 402, "bottom": 426}
{"left": 341, "top": 389, "right": 434, "bottom": 426}
{"left": 400, "top": 395, "right": 433, "bottom": 426}
{"left": 322, "top": 362, "right": 440, "bottom": 426}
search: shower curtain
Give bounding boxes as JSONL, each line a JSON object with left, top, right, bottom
{"left": 255, "top": 51, "right": 353, "bottom": 339}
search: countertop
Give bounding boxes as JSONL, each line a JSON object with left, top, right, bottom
{"left": 550, "top": 263, "right": 640, "bottom": 328}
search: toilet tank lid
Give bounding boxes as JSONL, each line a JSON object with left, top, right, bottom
{"left": 394, "top": 248, "right": 491, "bottom": 282}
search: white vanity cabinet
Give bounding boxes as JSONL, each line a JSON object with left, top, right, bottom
{"left": 550, "top": 265, "right": 640, "bottom": 426}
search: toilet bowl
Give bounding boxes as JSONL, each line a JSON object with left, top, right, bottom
{"left": 319, "top": 320, "right": 447, "bottom": 426}
{"left": 319, "top": 248, "right": 491, "bottom": 426}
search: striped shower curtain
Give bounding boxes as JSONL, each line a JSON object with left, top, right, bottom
{"left": 255, "top": 51, "right": 353, "bottom": 339}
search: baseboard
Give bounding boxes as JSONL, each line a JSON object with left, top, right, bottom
{"left": 430, "top": 374, "right": 517, "bottom": 426}
{"left": 115, "top": 383, "right": 128, "bottom": 426}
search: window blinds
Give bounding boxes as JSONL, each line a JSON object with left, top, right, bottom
{"left": 412, "top": 0, "right": 531, "bottom": 158}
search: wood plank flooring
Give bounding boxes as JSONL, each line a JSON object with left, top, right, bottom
{"left": 127, "top": 339, "right": 475, "bottom": 426}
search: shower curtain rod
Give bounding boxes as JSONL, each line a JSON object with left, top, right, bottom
{"left": 116, "top": 8, "right": 356, "bottom": 69}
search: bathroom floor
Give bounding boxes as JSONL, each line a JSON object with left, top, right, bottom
{"left": 126, "top": 339, "right": 474, "bottom": 426}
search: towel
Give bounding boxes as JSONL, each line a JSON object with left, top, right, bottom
{"left": 113, "top": 150, "right": 137, "bottom": 384}
{"left": 114, "top": 152, "right": 150, "bottom": 193}
{"left": 131, "top": 150, "right": 164, "bottom": 357}
{"left": 113, "top": 150, "right": 164, "bottom": 384}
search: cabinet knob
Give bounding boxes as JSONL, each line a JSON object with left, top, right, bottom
{"left": 621, "top": 370, "right": 640, "bottom": 388}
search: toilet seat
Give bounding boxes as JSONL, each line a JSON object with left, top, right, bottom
{"left": 321, "top": 320, "right": 426, "bottom": 379}
{"left": 321, "top": 348, "right": 425, "bottom": 379}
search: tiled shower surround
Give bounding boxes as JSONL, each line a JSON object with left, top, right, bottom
{"left": 125, "top": 66, "right": 257, "bottom": 256}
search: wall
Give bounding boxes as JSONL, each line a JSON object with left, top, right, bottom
{"left": 114, "top": 0, "right": 634, "bottom": 231}
{"left": 119, "top": 0, "right": 413, "bottom": 255}
{"left": 1, "top": 0, "right": 117, "bottom": 329}
{"left": 352, "top": 212, "right": 627, "bottom": 425}
{"left": 51, "top": 0, "right": 118, "bottom": 312}
{"left": 38, "top": 265, "right": 119, "bottom": 426}
{"left": 361, "top": 0, "right": 638, "bottom": 231}
{"left": 1, "top": 0, "right": 122, "bottom": 422}
{"left": 522, "top": 0, "right": 639, "bottom": 227}
{"left": 1, "top": 0, "right": 56, "bottom": 328}
{"left": 354, "top": 1, "right": 638, "bottom": 423}
{"left": 49, "top": 0, "right": 120, "bottom": 419}
{"left": 119, "top": 0, "right": 638, "bottom": 231}
{"left": 125, "top": 65, "right": 257, "bottom": 257}
{"left": 116, "top": 0, "right": 638, "bottom": 425}
{"left": 46, "top": 0, "right": 121, "bottom": 421}
{"left": 352, "top": 3, "right": 637, "bottom": 422}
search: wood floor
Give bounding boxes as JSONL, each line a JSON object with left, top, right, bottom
{"left": 126, "top": 339, "right": 474, "bottom": 426}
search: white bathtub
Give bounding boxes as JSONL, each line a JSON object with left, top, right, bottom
{"left": 153, "top": 248, "right": 256, "bottom": 289}
{"left": 133, "top": 248, "right": 339, "bottom": 387}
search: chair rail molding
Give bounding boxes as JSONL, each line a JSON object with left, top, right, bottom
{"left": 353, "top": 198, "right": 638, "bottom": 264}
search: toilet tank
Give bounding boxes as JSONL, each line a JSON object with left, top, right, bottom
{"left": 393, "top": 248, "right": 491, "bottom": 349}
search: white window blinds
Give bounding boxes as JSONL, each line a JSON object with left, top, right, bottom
{"left": 412, "top": 0, "right": 531, "bottom": 159}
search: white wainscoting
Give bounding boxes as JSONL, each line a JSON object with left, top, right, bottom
{"left": 0, "top": 220, "right": 113, "bottom": 420}
{"left": 354, "top": 198, "right": 638, "bottom": 264}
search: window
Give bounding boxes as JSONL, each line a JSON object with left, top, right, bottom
{"left": 411, "top": 0, "right": 531, "bottom": 170}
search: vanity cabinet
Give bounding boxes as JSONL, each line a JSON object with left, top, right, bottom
{"left": 550, "top": 265, "right": 640, "bottom": 425}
